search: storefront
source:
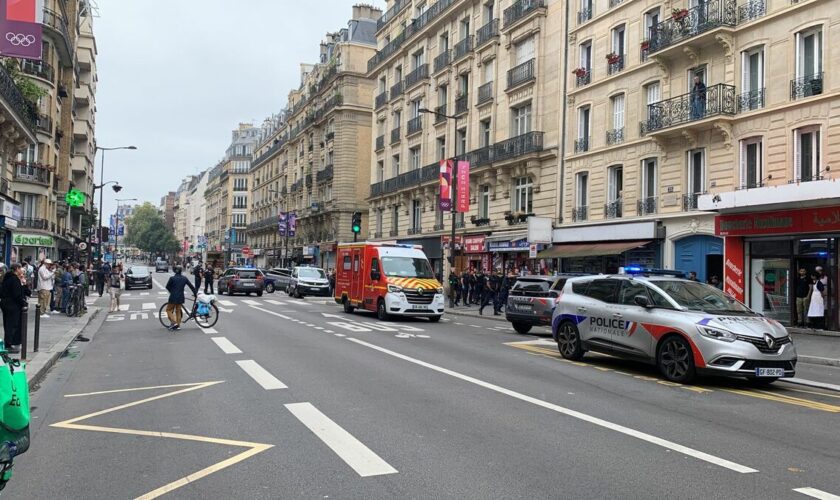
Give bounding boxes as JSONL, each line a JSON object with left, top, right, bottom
{"left": 545, "top": 221, "right": 664, "bottom": 274}
{"left": 302, "top": 245, "right": 319, "bottom": 265}
{"left": 319, "top": 242, "right": 336, "bottom": 271}
{"left": 12, "top": 233, "right": 56, "bottom": 265}
{"left": 485, "top": 231, "right": 546, "bottom": 274}
{"left": 463, "top": 235, "right": 490, "bottom": 272}
{"left": 0, "top": 196, "right": 21, "bottom": 266}
{"left": 717, "top": 206, "right": 839, "bottom": 330}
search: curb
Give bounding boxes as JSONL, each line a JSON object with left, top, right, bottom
{"left": 445, "top": 308, "right": 508, "bottom": 323}
{"left": 789, "top": 329, "right": 840, "bottom": 338}
{"left": 798, "top": 355, "right": 840, "bottom": 368}
{"left": 783, "top": 377, "right": 840, "bottom": 393}
{"left": 26, "top": 307, "right": 105, "bottom": 390}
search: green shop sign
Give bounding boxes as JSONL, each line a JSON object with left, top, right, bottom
{"left": 13, "top": 234, "right": 55, "bottom": 247}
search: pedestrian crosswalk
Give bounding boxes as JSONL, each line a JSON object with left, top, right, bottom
{"left": 104, "top": 296, "right": 330, "bottom": 323}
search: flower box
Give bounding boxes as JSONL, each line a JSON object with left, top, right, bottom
{"left": 672, "top": 8, "right": 689, "bottom": 20}
{"left": 572, "top": 67, "right": 588, "bottom": 77}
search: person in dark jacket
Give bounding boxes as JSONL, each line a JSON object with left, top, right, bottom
{"left": 165, "top": 266, "right": 197, "bottom": 331}
{"left": 1, "top": 264, "right": 28, "bottom": 353}
{"left": 203, "top": 265, "right": 215, "bottom": 294}
{"left": 193, "top": 262, "right": 203, "bottom": 292}
{"left": 448, "top": 271, "right": 460, "bottom": 308}
{"left": 460, "top": 269, "right": 471, "bottom": 307}
{"left": 480, "top": 269, "right": 501, "bottom": 316}
{"left": 475, "top": 269, "right": 486, "bottom": 304}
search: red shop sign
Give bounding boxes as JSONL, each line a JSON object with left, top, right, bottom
{"left": 716, "top": 205, "right": 840, "bottom": 237}
{"left": 464, "top": 235, "right": 486, "bottom": 254}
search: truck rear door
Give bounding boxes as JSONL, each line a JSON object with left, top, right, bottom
{"left": 350, "top": 246, "right": 363, "bottom": 304}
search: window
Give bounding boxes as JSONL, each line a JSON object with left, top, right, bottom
{"left": 393, "top": 109, "right": 402, "bottom": 128}
{"left": 394, "top": 65, "right": 403, "bottom": 82}
{"left": 460, "top": 17, "right": 470, "bottom": 39}
{"left": 643, "top": 8, "right": 660, "bottom": 41}
{"left": 376, "top": 209, "right": 383, "bottom": 235}
{"left": 438, "top": 84, "right": 448, "bottom": 106}
{"left": 579, "top": 40, "right": 592, "bottom": 70}
{"left": 17, "top": 143, "right": 37, "bottom": 163}
{"left": 409, "top": 146, "right": 421, "bottom": 170}
{"left": 411, "top": 200, "right": 422, "bottom": 231}
{"left": 378, "top": 76, "right": 387, "bottom": 93}
{"left": 458, "top": 73, "right": 469, "bottom": 95}
{"left": 20, "top": 194, "right": 38, "bottom": 218}
{"left": 611, "top": 94, "right": 624, "bottom": 132}
{"left": 607, "top": 165, "right": 623, "bottom": 203}
{"left": 741, "top": 47, "right": 764, "bottom": 110}
{"left": 415, "top": 2, "right": 427, "bottom": 17}
{"left": 353, "top": 255, "right": 359, "bottom": 272}
{"left": 514, "top": 36, "right": 535, "bottom": 65}
{"left": 392, "top": 154, "right": 400, "bottom": 177}
{"left": 435, "top": 195, "right": 444, "bottom": 226}
{"left": 483, "top": 60, "right": 494, "bottom": 83}
{"left": 483, "top": 1, "right": 494, "bottom": 23}
{"left": 641, "top": 158, "right": 657, "bottom": 201}
{"left": 611, "top": 24, "right": 625, "bottom": 59}
{"left": 437, "top": 136, "right": 446, "bottom": 160}
{"left": 794, "top": 126, "right": 821, "bottom": 181}
{"left": 412, "top": 49, "right": 425, "bottom": 69}
{"left": 479, "top": 185, "right": 490, "bottom": 219}
{"left": 512, "top": 104, "right": 532, "bottom": 136}
{"left": 619, "top": 281, "right": 650, "bottom": 306}
{"left": 740, "top": 137, "right": 763, "bottom": 188}
{"left": 796, "top": 28, "right": 822, "bottom": 79}
{"left": 392, "top": 206, "right": 400, "bottom": 233}
{"left": 576, "top": 106, "right": 590, "bottom": 151}
{"left": 585, "top": 279, "right": 619, "bottom": 303}
{"left": 410, "top": 99, "right": 423, "bottom": 118}
{"left": 579, "top": 0, "right": 593, "bottom": 22}
{"left": 576, "top": 172, "right": 588, "bottom": 208}
{"left": 512, "top": 177, "right": 533, "bottom": 213}
{"left": 456, "top": 128, "right": 467, "bottom": 156}
{"left": 687, "top": 149, "right": 705, "bottom": 195}
{"left": 440, "top": 33, "right": 449, "bottom": 52}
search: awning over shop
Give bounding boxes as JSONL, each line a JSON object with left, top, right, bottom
{"left": 537, "top": 240, "right": 652, "bottom": 259}
{"left": 485, "top": 231, "right": 528, "bottom": 243}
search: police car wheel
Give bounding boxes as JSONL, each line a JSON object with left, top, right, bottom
{"left": 657, "top": 335, "right": 696, "bottom": 383}
{"left": 512, "top": 322, "right": 532, "bottom": 334}
{"left": 266, "top": 283, "right": 275, "bottom": 293}
{"left": 556, "top": 322, "right": 583, "bottom": 360}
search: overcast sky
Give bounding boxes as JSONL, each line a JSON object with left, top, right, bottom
{"left": 95, "top": 0, "right": 385, "bottom": 218}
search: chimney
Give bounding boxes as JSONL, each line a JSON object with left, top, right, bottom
{"left": 352, "top": 3, "right": 381, "bottom": 22}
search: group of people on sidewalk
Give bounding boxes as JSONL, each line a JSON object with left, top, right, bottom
{"left": 448, "top": 267, "right": 519, "bottom": 316}
{"left": 795, "top": 266, "right": 830, "bottom": 330}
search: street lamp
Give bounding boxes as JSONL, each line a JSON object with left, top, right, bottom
{"left": 113, "top": 198, "right": 137, "bottom": 263}
{"left": 94, "top": 145, "right": 137, "bottom": 262}
{"left": 419, "top": 107, "right": 461, "bottom": 307}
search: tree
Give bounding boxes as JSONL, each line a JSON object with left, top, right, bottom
{"left": 124, "top": 203, "right": 180, "bottom": 255}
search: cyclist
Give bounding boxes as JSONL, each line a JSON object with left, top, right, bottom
{"left": 165, "top": 266, "right": 196, "bottom": 331}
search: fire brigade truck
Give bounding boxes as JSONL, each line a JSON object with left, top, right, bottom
{"left": 335, "top": 242, "right": 444, "bottom": 321}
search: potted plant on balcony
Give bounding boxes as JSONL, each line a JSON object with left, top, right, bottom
{"left": 571, "top": 67, "right": 588, "bottom": 78}
{"left": 640, "top": 40, "right": 650, "bottom": 51}
{"left": 605, "top": 52, "right": 621, "bottom": 65}
{"left": 671, "top": 7, "right": 689, "bottom": 21}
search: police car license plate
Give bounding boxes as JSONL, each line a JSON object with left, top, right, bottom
{"left": 755, "top": 367, "right": 785, "bottom": 377}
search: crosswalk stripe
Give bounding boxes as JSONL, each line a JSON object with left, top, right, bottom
{"left": 217, "top": 300, "right": 235, "bottom": 307}
{"left": 201, "top": 327, "right": 219, "bottom": 335}
{"left": 286, "top": 300, "right": 312, "bottom": 306}
{"left": 211, "top": 337, "right": 242, "bottom": 354}
{"left": 236, "top": 360, "right": 287, "bottom": 390}
{"left": 119, "top": 304, "right": 129, "bottom": 311}
{"left": 264, "top": 299, "right": 286, "bottom": 306}
{"left": 142, "top": 303, "right": 156, "bottom": 310}
{"left": 242, "top": 299, "right": 262, "bottom": 306}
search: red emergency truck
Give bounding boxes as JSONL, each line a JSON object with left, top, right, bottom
{"left": 335, "top": 242, "right": 444, "bottom": 321}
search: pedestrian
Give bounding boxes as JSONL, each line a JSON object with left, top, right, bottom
{"left": 59, "top": 264, "right": 73, "bottom": 313}
{"left": 448, "top": 271, "right": 460, "bottom": 308}
{"left": 0, "top": 264, "right": 28, "bottom": 354}
{"left": 460, "top": 268, "right": 471, "bottom": 307}
{"left": 475, "top": 268, "right": 486, "bottom": 304}
{"left": 164, "top": 266, "right": 196, "bottom": 331}
{"left": 795, "top": 268, "right": 811, "bottom": 327}
{"left": 690, "top": 74, "right": 706, "bottom": 120}
{"left": 688, "top": 271, "right": 699, "bottom": 282}
{"left": 708, "top": 275, "right": 722, "bottom": 289}
{"left": 108, "top": 264, "right": 124, "bottom": 313}
{"left": 37, "top": 259, "right": 55, "bottom": 319}
{"left": 480, "top": 269, "right": 501, "bottom": 316}
{"left": 94, "top": 260, "right": 105, "bottom": 296}
{"left": 193, "top": 262, "right": 203, "bottom": 292}
{"left": 22, "top": 257, "right": 34, "bottom": 291}
{"left": 203, "top": 265, "right": 215, "bottom": 294}
{"left": 468, "top": 268, "right": 478, "bottom": 304}
{"left": 808, "top": 271, "right": 826, "bottom": 330}
{"left": 328, "top": 269, "right": 336, "bottom": 296}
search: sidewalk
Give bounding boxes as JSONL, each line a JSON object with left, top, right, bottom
{"left": 16, "top": 292, "right": 109, "bottom": 389}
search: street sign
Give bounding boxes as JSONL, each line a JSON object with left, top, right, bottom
{"left": 78, "top": 242, "right": 88, "bottom": 251}
{"left": 529, "top": 244, "right": 538, "bottom": 259}
{"left": 242, "top": 245, "right": 252, "bottom": 258}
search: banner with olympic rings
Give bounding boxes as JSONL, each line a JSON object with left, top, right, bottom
{"left": 0, "top": 0, "right": 43, "bottom": 60}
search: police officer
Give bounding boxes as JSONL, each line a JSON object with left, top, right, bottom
{"left": 460, "top": 268, "right": 471, "bottom": 307}
{"left": 475, "top": 268, "right": 486, "bottom": 304}
{"left": 448, "top": 271, "right": 460, "bottom": 308}
{"left": 480, "top": 269, "right": 501, "bottom": 316}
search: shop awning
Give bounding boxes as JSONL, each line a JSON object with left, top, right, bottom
{"left": 537, "top": 240, "right": 652, "bottom": 259}
{"left": 485, "top": 231, "right": 528, "bottom": 243}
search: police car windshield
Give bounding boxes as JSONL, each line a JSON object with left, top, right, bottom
{"left": 655, "top": 280, "right": 752, "bottom": 314}
{"left": 381, "top": 257, "right": 434, "bottom": 279}
{"left": 298, "top": 268, "right": 326, "bottom": 279}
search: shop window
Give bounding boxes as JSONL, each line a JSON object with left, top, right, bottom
{"left": 740, "top": 137, "right": 763, "bottom": 188}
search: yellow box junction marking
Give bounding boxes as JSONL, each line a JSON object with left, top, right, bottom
{"left": 51, "top": 381, "right": 274, "bottom": 499}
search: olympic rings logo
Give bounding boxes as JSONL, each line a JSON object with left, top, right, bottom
{"left": 5, "top": 33, "right": 36, "bottom": 47}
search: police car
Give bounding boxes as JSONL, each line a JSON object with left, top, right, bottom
{"left": 551, "top": 269, "right": 797, "bottom": 384}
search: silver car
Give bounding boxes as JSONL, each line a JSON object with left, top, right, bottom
{"left": 552, "top": 273, "right": 797, "bottom": 384}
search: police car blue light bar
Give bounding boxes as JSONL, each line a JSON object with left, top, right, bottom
{"left": 619, "top": 267, "right": 688, "bottom": 278}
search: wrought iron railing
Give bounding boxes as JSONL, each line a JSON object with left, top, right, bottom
{"left": 376, "top": 0, "right": 409, "bottom": 31}
{"left": 36, "top": 114, "right": 52, "bottom": 134}
{"left": 574, "top": 137, "right": 590, "bottom": 153}
{"left": 455, "top": 94, "right": 469, "bottom": 115}
{"left": 637, "top": 197, "right": 658, "bottom": 215}
{"left": 13, "top": 162, "right": 49, "bottom": 185}
{"left": 609, "top": 0, "right": 624, "bottom": 6}
{"left": 42, "top": 9, "right": 72, "bottom": 59}
{"left": 478, "top": 82, "right": 494, "bottom": 105}
{"left": 604, "top": 200, "right": 623, "bottom": 219}
{"left": 737, "top": 0, "right": 765, "bottom": 22}
{"left": 316, "top": 164, "right": 334, "bottom": 182}
{"left": 370, "top": 182, "right": 383, "bottom": 197}
{"left": 607, "top": 54, "right": 626, "bottom": 75}
{"left": 407, "top": 115, "right": 423, "bottom": 135}
{"left": 648, "top": 0, "right": 737, "bottom": 53}
{"left": 508, "top": 59, "right": 535, "bottom": 88}
{"left": 572, "top": 206, "right": 588, "bottom": 222}
{"left": 404, "top": 64, "right": 429, "bottom": 89}
{"left": 738, "top": 88, "right": 764, "bottom": 111}
{"left": 578, "top": 6, "right": 592, "bottom": 23}
{"left": 375, "top": 135, "right": 385, "bottom": 151}
{"left": 390, "top": 127, "right": 401, "bottom": 144}
{"left": 375, "top": 91, "right": 388, "bottom": 109}
{"left": 641, "top": 83, "right": 737, "bottom": 134}
{"left": 19, "top": 218, "right": 49, "bottom": 230}
{"left": 390, "top": 80, "right": 404, "bottom": 100}
{"left": 454, "top": 36, "right": 473, "bottom": 61}
{"left": 434, "top": 104, "right": 448, "bottom": 124}
{"left": 790, "top": 73, "right": 823, "bottom": 100}
{"left": 20, "top": 60, "right": 53, "bottom": 82}
{"left": 434, "top": 50, "right": 452, "bottom": 73}
{"left": 504, "top": 0, "right": 546, "bottom": 28}
{"left": 575, "top": 70, "right": 591, "bottom": 87}
{"left": 476, "top": 19, "right": 499, "bottom": 46}
{"left": 606, "top": 128, "right": 624, "bottom": 145}
{"left": 682, "top": 193, "right": 700, "bottom": 211}
{"left": 0, "top": 63, "right": 36, "bottom": 131}
{"left": 367, "top": 0, "right": 457, "bottom": 72}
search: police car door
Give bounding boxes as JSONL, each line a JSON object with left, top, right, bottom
{"left": 616, "top": 280, "right": 655, "bottom": 357}
{"left": 578, "top": 278, "right": 621, "bottom": 343}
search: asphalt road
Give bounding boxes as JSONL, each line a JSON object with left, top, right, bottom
{"left": 8, "top": 267, "right": 840, "bottom": 499}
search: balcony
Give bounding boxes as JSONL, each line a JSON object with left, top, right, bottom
{"left": 471, "top": 216, "right": 491, "bottom": 227}
{"left": 574, "top": 69, "right": 591, "bottom": 87}
{"left": 454, "top": 94, "right": 469, "bottom": 115}
{"left": 0, "top": 62, "right": 36, "bottom": 133}
{"left": 504, "top": 0, "right": 546, "bottom": 28}
{"left": 574, "top": 137, "right": 590, "bottom": 153}
{"left": 640, "top": 83, "right": 737, "bottom": 136}
{"left": 637, "top": 197, "right": 658, "bottom": 216}
{"left": 738, "top": 88, "right": 765, "bottom": 112}
{"left": 407, "top": 115, "right": 423, "bottom": 136}
{"left": 13, "top": 162, "right": 50, "bottom": 186}
{"left": 407, "top": 227, "right": 422, "bottom": 235}
{"left": 434, "top": 50, "right": 452, "bottom": 73}
{"left": 19, "top": 218, "right": 49, "bottom": 230}
{"left": 375, "top": 90, "right": 388, "bottom": 109}
{"left": 405, "top": 64, "right": 429, "bottom": 90}
{"left": 572, "top": 206, "right": 588, "bottom": 222}
{"left": 453, "top": 36, "right": 473, "bottom": 61}
{"left": 325, "top": 131, "right": 335, "bottom": 142}
{"left": 36, "top": 114, "right": 52, "bottom": 135}
{"left": 604, "top": 200, "right": 623, "bottom": 219}
{"left": 42, "top": 9, "right": 73, "bottom": 65}
{"left": 390, "top": 80, "right": 404, "bottom": 100}
{"left": 648, "top": 0, "right": 737, "bottom": 55}
{"left": 476, "top": 19, "right": 499, "bottom": 47}
{"left": 389, "top": 229, "right": 400, "bottom": 237}
{"left": 606, "top": 54, "right": 626, "bottom": 75}
{"left": 305, "top": 176, "right": 313, "bottom": 188}
{"left": 433, "top": 223, "right": 445, "bottom": 231}
{"left": 370, "top": 182, "right": 383, "bottom": 197}
{"left": 790, "top": 73, "right": 823, "bottom": 100}
{"left": 605, "top": 128, "right": 624, "bottom": 145}
{"left": 683, "top": 193, "right": 700, "bottom": 211}
{"left": 477, "top": 82, "right": 493, "bottom": 105}
{"left": 20, "top": 60, "right": 53, "bottom": 82}
{"left": 317, "top": 164, "right": 334, "bottom": 182}
{"left": 434, "top": 104, "right": 448, "bottom": 124}
{"left": 376, "top": 0, "right": 410, "bottom": 32}
{"left": 507, "top": 59, "right": 535, "bottom": 89}
{"left": 737, "top": 0, "right": 765, "bottom": 23}
{"left": 390, "top": 127, "right": 401, "bottom": 144}
{"left": 578, "top": 6, "right": 592, "bottom": 24}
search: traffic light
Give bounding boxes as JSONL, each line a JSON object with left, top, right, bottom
{"left": 351, "top": 212, "right": 362, "bottom": 234}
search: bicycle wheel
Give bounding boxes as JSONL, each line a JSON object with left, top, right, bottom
{"left": 66, "top": 301, "right": 76, "bottom": 318}
{"left": 158, "top": 303, "right": 174, "bottom": 328}
{"left": 195, "top": 303, "right": 219, "bottom": 328}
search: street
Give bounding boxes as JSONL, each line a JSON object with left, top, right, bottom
{"left": 8, "top": 270, "right": 840, "bottom": 499}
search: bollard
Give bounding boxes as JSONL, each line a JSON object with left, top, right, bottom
{"left": 20, "top": 306, "right": 28, "bottom": 360}
{"left": 34, "top": 304, "right": 40, "bottom": 352}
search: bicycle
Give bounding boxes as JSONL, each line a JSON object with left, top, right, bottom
{"left": 158, "top": 295, "right": 219, "bottom": 330}
{"left": 65, "top": 284, "right": 86, "bottom": 318}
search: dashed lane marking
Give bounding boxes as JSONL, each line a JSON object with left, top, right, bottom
{"left": 142, "top": 302, "right": 157, "bottom": 310}
{"left": 200, "top": 328, "right": 219, "bottom": 335}
{"left": 285, "top": 402, "right": 397, "bottom": 477}
{"left": 242, "top": 299, "right": 262, "bottom": 306}
{"left": 264, "top": 299, "right": 286, "bottom": 306}
{"left": 794, "top": 487, "right": 840, "bottom": 500}
{"left": 236, "top": 360, "right": 287, "bottom": 390}
{"left": 211, "top": 337, "right": 242, "bottom": 355}
{"left": 216, "top": 300, "right": 236, "bottom": 307}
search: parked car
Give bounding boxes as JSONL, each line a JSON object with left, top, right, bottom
{"left": 266, "top": 268, "right": 292, "bottom": 293}
{"left": 552, "top": 271, "right": 797, "bottom": 384}
{"left": 288, "top": 266, "right": 331, "bottom": 298}
{"left": 258, "top": 268, "right": 279, "bottom": 293}
{"left": 218, "top": 268, "right": 265, "bottom": 296}
{"left": 155, "top": 261, "right": 169, "bottom": 273}
{"left": 125, "top": 266, "right": 153, "bottom": 290}
{"left": 506, "top": 275, "right": 581, "bottom": 334}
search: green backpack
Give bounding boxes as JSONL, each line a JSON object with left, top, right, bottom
{"left": 0, "top": 341, "right": 31, "bottom": 491}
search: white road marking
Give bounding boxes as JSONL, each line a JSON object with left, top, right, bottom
{"left": 217, "top": 300, "right": 236, "bottom": 307}
{"left": 142, "top": 302, "right": 156, "bottom": 310}
{"left": 324, "top": 330, "right": 334, "bottom": 334}
{"left": 314, "top": 327, "right": 325, "bottom": 331}
{"left": 242, "top": 299, "right": 262, "bottom": 306}
{"left": 119, "top": 304, "right": 129, "bottom": 311}
{"left": 236, "top": 360, "right": 287, "bottom": 390}
{"left": 218, "top": 307, "right": 234, "bottom": 313}
{"left": 246, "top": 305, "right": 295, "bottom": 321}
{"left": 334, "top": 333, "right": 346, "bottom": 337}
{"left": 106, "top": 315, "right": 124, "bottom": 322}
{"left": 201, "top": 328, "right": 219, "bottom": 335}
{"left": 785, "top": 378, "right": 840, "bottom": 393}
{"left": 157, "top": 291, "right": 168, "bottom": 295}
{"left": 794, "top": 488, "right": 840, "bottom": 500}
{"left": 130, "top": 312, "right": 148, "bottom": 321}
{"left": 211, "top": 337, "right": 242, "bottom": 354}
{"left": 345, "top": 337, "right": 758, "bottom": 474}
{"left": 321, "top": 313, "right": 345, "bottom": 319}
{"left": 305, "top": 324, "right": 316, "bottom": 327}
{"left": 265, "top": 300, "right": 287, "bottom": 306}
{"left": 285, "top": 402, "right": 397, "bottom": 477}
{"left": 286, "top": 300, "right": 312, "bottom": 306}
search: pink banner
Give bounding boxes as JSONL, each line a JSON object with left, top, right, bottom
{"left": 439, "top": 159, "right": 452, "bottom": 211}
{"left": 456, "top": 161, "right": 470, "bottom": 213}
{"left": 7, "top": 0, "right": 36, "bottom": 22}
